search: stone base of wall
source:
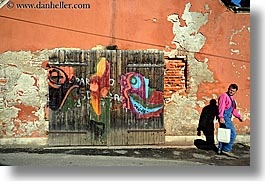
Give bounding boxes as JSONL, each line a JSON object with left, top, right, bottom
{"left": 0, "top": 137, "right": 48, "bottom": 146}
{"left": 0, "top": 135, "right": 250, "bottom": 147}
{"left": 165, "top": 135, "right": 251, "bottom": 146}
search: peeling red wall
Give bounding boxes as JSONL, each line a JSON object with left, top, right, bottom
{"left": 0, "top": 0, "right": 250, "bottom": 139}
{"left": 195, "top": 3, "right": 250, "bottom": 134}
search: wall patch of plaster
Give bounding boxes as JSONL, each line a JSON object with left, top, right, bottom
{"left": 229, "top": 26, "right": 250, "bottom": 56}
{"left": 166, "top": 3, "right": 216, "bottom": 135}
{"left": 0, "top": 50, "right": 50, "bottom": 138}
{"left": 168, "top": 3, "right": 208, "bottom": 52}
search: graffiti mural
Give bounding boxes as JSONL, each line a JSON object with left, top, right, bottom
{"left": 120, "top": 72, "right": 164, "bottom": 119}
{"left": 44, "top": 56, "right": 110, "bottom": 141}
{"left": 46, "top": 50, "right": 165, "bottom": 146}
{"left": 44, "top": 57, "right": 110, "bottom": 115}
{"left": 42, "top": 61, "right": 82, "bottom": 112}
{"left": 89, "top": 57, "right": 110, "bottom": 140}
{"left": 89, "top": 57, "right": 110, "bottom": 116}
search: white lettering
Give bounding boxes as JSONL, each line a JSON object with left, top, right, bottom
{"left": 114, "top": 94, "right": 122, "bottom": 102}
{"left": 110, "top": 79, "right": 115, "bottom": 86}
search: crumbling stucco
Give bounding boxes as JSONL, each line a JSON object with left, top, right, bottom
{"left": 229, "top": 25, "right": 250, "bottom": 125}
{"left": 229, "top": 26, "right": 250, "bottom": 56}
{"left": 0, "top": 50, "right": 50, "bottom": 138}
{"left": 168, "top": 3, "right": 208, "bottom": 53}
{"left": 0, "top": 1, "right": 250, "bottom": 145}
{"left": 166, "top": 3, "right": 216, "bottom": 135}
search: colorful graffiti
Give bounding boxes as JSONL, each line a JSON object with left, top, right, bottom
{"left": 88, "top": 57, "right": 110, "bottom": 140}
{"left": 89, "top": 57, "right": 110, "bottom": 115}
{"left": 43, "top": 57, "right": 110, "bottom": 115}
{"left": 120, "top": 72, "right": 164, "bottom": 119}
{"left": 42, "top": 61, "right": 81, "bottom": 112}
{"left": 44, "top": 57, "right": 110, "bottom": 140}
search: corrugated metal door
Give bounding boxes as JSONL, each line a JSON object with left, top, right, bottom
{"left": 47, "top": 49, "right": 164, "bottom": 146}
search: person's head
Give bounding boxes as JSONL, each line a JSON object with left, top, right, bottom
{"left": 227, "top": 84, "right": 238, "bottom": 96}
{"left": 209, "top": 99, "right": 217, "bottom": 105}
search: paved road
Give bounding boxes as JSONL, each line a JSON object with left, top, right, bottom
{"left": 0, "top": 143, "right": 250, "bottom": 166}
{"left": 0, "top": 153, "right": 203, "bottom": 166}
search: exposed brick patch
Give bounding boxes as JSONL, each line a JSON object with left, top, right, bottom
{"left": 164, "top": 56, "right": 189, "bottom": 99}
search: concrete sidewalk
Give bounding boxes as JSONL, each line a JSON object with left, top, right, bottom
{"left": 0, "top": 134, "right": 251, "bottom": 166}
{"left": 0, "top": 141, "right": 250, "bottom": 166}
{"left": 0, "top": 135, "right": 251, "bottom": 147}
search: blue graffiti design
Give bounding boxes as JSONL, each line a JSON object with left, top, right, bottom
{"left": 129, "top": 96, "right": 163, "bottom": 115}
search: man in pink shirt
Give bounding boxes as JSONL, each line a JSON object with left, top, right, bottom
{"left": 217, "top": 84, "right": 243, "bottom": 158}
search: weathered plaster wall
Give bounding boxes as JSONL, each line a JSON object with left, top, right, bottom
{"left": 194, "top": 1, "right": 250, "bottom": 134}
{"left": 0, "top": 0, "right": 250, "bottom": 144}
{"left": 0, "top": 50, "right": 49, "bottom": 141}
{"left": 164, "top": 3, "right": 215, "bottom": 136}
{"left": 163, "top": 1, "right": 250, "bottom": 136}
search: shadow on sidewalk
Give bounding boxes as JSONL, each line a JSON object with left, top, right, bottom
{"left": 194, "top": 139, "right": 218, "bottom": 153}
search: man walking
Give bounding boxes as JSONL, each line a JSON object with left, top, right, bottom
{"left": 218, "top": 84, "right": 243, "bottom": 158}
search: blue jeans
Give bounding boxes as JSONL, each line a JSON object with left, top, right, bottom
{"left": 218, "top": 107, "right": 237, "bottom": 152}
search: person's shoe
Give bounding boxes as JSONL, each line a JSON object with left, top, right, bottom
{"left": 222, "top": 151, "right": 239, "bottom": 159}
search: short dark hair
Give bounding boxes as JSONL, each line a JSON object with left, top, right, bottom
{"left": 229, "top": 83, "right": 238, "bottom": 91}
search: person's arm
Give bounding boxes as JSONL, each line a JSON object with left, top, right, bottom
{"left": 218, "top": 94, "right": 226, "bottom": 123}
{"left": 232, "top": 101, "right": 242, "bottom": 121}
{"left": 232, "top": 108, "right": 241, "bottom": 119}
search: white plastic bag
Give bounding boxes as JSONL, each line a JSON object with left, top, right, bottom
{"left": 217, "top": 128, "right": 231, "bottom": 143}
